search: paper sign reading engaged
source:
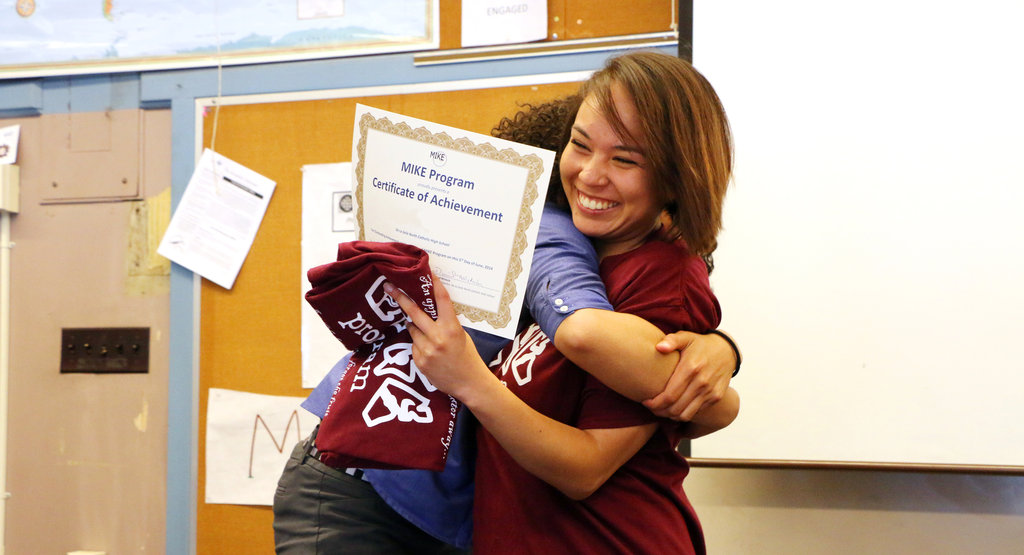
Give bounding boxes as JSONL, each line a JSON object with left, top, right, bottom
{"left": 351, "top": 104, "right": 554, "bottom": 339}
{"left": 158, "top": 149, "right": 275, "bottom": 289}
{"left": 461, "top": 0, "right": 547, "bottom": 48}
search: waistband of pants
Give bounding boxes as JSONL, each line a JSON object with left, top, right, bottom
{"left": 303, "top": 424, "right": 366, "bottom": 481}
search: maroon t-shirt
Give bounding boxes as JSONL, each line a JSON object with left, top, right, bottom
{"left": 472, "top": 238, "right": 721, "bottom": 554}
{"left": 304, "top": 241, "right": 459, "bottom": 472}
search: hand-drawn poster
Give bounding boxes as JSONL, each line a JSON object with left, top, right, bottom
{"left": 205, "top": 388, "right": 320, "bottom": 506}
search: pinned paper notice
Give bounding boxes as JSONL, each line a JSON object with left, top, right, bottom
{"left": 0, "top": 125, "right": 20, "bottom": 165}
{"left": 461, "top": 0, "right": 547, "bottom": 48}
{"left": 157, "top": 149, "right": 275, "bottom": 289}
{"left": 300, "top": 162, "right": 356, "bottom": 387}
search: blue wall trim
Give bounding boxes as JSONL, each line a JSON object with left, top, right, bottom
{"left": 165, "top": 93, "right": 202, "bottom": 555}
{"left": 0, "top": 80, "right": 43, "bottom": 117}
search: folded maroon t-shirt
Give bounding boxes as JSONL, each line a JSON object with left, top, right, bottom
{"left": 305, "top": 241, "right": 459, "bottom": 472}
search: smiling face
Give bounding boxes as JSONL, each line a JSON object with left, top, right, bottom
{"left": 560, "top": 83, "right": 665, "bottom": 258}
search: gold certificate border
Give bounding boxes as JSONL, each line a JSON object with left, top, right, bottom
{"left": 354, "top": 111, "right": 546, "bottom": 330}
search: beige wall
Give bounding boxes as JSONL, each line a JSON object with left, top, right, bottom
{"left": 689, "top": 466, "right": 1024, "bottom": 553}
{"left": 5, "top": 109, "right": 171, "bottom": 554}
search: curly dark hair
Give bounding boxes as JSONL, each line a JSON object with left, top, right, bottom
{"left": 491, "top": 95, "right": 581, "bottom": 208}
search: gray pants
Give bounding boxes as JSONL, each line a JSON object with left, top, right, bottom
{"left": 272, "top": 434, "right": 468, "bottom": 555}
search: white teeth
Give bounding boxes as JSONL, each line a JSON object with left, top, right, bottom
{"left": 578, "top": 192, "right": 618, "bottom": 211}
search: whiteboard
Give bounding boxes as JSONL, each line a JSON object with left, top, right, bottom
{"left": 690, "top": 1, "right": 1024, "bottom": 469}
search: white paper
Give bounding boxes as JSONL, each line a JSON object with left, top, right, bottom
{"left": 205, "top": 388, "right": 320, "bottom": 506}
{"left": 461, "top": 0, "right": 547, "bottom": 48}
{"left": 157, "top": 149, "right": 275, "bottom": 289}
{"left": 352, "top": 104, "right": 554, "bottom": 339}
{"left": 297, "top": 0, "right": 345, "bottom": 19}
{"left": 301, "top": 162, "right": 356, "bottom": 388}
{"left": 0, "top": 125, "right": 19, "bottom": 165}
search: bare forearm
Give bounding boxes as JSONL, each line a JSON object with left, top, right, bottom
{"left": 553, "top": 308, "right": 677, "bottom": 401}
{"left": 678, "top": 387, "right": 739, "bottom": 439}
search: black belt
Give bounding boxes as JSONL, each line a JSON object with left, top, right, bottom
{"left": 304, "top": 424, "right": 365, "bottom": 480}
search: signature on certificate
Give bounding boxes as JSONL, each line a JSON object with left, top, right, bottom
{"left": 442, "top": 268, "right": 499, "bottom": 293}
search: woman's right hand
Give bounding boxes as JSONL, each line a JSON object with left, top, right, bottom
{"left": 642, "top": 331, "right": 736, "bottom": 421}
{"left": 384, "top": 276, "right": 493, "bottom": 403}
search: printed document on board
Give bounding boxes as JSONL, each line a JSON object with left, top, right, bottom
{"left": 157, "top": 149, "right": 276, "bottom": 289}
{"left": 0, "top": 125, "right": 19, "bottom": 164}
{"left": 300, "top": 162, "right": 356, "bottom": 387}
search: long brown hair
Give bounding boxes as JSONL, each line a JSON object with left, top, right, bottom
{"left": 576, "top": 51, "right": 733, "bottom": 267}
{"left": 492, "top": 53, "right": 732, "bottom": 270}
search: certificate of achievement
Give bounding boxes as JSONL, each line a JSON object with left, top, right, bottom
{"left": 351, "top": 104, "right": 555, "bottom": 339}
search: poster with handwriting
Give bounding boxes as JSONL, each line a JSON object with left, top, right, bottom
{"left": 205, "top": 388, "right": 319, "bottom": 506}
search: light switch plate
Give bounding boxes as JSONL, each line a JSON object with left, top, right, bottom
{"left": 60, "top": 327, "right": 149, "bottom": 374}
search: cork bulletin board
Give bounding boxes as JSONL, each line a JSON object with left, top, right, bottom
{"left": 196, "top": 78, "right": 582, "bottom": 553}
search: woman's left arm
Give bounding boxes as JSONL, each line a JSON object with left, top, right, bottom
{"left": 555, "top": 309, "right": 736, "bottom": 424}
{"left": 557, "top": 310, "right": 740, "bottom": 438}
{"left": 385, "top": 279, "right": 657, "bottom": 500}
{"left": 528, "top": 205, "right": 737, "bottom": 425}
